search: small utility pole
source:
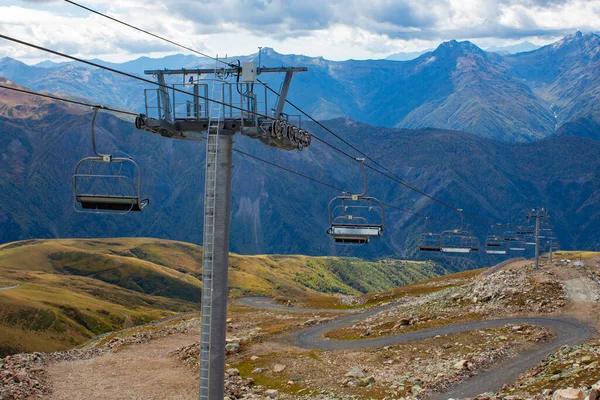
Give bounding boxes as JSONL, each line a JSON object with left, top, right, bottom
{"left": 527, "top": 207, "right": 548, "bottom": 269}
{"left": 535, "top": 214, "right": 540, "bottom": 268}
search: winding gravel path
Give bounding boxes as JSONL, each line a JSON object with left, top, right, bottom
{"left": 240, "top": 297, "right": 594, "bottom": 399}
{"left": 0, "top": 285, "right": 18, "bottom": 291}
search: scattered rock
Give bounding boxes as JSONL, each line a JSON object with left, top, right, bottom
{"left": 272, "top": 364, "right": 286, "bottom": 373}
{"left": 553, "top": 388, "right": 586, "bottom": 400}
{"left": 581, "top": 355, "right": 593, "bottom": 364}
{"left": 357, "top": 376, "right": 375, "bottom": 387}
{"left": 345, "top": 366, "right": 367, "bottom": 378}
{"left": 225, "top": 342, "right": 241, "bottom": 354}
{"left": 454, "top": 360, "right": 469, "bottom": 370}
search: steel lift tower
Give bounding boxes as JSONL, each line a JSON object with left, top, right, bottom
{"left": 526, "top": 207, "right": 549, "bottom": 269}
{"left": 135, "top": 60, "right": 309, "bottom": 400}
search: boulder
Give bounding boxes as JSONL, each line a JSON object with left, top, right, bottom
{"left": 346, "top": 366, "right": 367, "bottom": 378}
{"left": 553, "top": 389, "right": 586, "bottom": 400}
{"left": 225, "top": 342, "right": 240, "bottom": 354}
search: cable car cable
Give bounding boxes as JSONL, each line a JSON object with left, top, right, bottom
{"left": 62, "top": 0, "right": 239, "bottom": 69}
{"left": 0, "top": 84, "right": 137, "bottom": 116}
{"left": 0, "top": 33, "right": 504, "bottom": 228}
{"left": 3, "top": 80, "right": 451, "bottom": 223}
{"left": 55, "top": 3, "right": 513, "bottom": 228}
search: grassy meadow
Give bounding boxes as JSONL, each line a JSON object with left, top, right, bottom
{"left": 0, "top": 238, "right": 445, "bottom": 356}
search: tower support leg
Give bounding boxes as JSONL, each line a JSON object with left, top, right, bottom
{"left": 199, "top": 132, "right": 234, "bottom": 400}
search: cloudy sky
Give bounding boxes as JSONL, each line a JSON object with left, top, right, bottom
{"left": 1, "top": 0, "right": 599, "bottom": 63}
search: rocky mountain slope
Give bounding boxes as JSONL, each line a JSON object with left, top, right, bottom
{"left": 505, "top": 32, "right": 600, "bottom": 141}
{"left": 2, "top": 32, "right": 600, "bottom": 142}
{"left": 2, "top": 80, "right": 600, "bottom": 259}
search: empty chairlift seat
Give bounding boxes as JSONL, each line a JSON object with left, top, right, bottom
{"left": 327, "top": 197, "right": 384, "bottom": 245}
{"left": 72, "top": 107, "right": 149, "bottom": 214}
{"left": 440, "top": 230, "right": 475, "bottom": 254}
{"left": 326, "top": 158, "right": 384, "bottom": 245}
{"left": 484, "top": 236, "right": 507, "bottom": 255}
{"left": 419, "top": 233, "right": 442, "bottom": 252}
{"left": 73, "top": 157, "right": 150, "bottom": 214}
{"left": 508, "top": 240, "right": 526, "bottom": 251}
{"left": 327, "top": 220, "right": 383, "bottom": 244}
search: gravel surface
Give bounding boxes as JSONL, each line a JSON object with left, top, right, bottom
{"left": 46, "top": 334, "right": 199, "bottom": 400}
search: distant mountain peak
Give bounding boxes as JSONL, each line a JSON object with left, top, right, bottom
{"left": 553, "top": 31, "right": 600, "bottom": 50}
{"left": 257, "top": 47, "right": 280, "bottom": 57}
{"left": 433, "top": 40, "right": 486, "bottom": 58}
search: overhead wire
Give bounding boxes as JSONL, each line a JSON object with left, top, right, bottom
{"left": 0, "top": 83, "right": 137, "bottom": 116}
{"left": 2, "top": 77, "right": 456, "bottom": 224}
{"left": 259, "top": 81, "right": 502, "bottom": 227}
{"left": 0, "top": 30, "right": 498, "bottom": 228}
{"left": 56, "top": 1, "right": 506, "bottom": 228}
{"left": 0, "top": 34, "right": 272, "bottom": 123}
{"left": 62, "top": 0, "right": 238, "bottom": 69}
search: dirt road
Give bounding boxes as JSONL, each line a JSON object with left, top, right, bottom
{"left": 241, "top": 297, "right": 593, "bottom": 399}
{"left": 46, "top": 334, "right": 199, "bottom": 400}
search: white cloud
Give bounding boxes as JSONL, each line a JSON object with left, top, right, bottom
{"left": 0, "top": 0, "right": 599, "bottom": 63}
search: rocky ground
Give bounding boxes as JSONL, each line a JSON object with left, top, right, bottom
{"left": 1, "top": 257, "right": 599, "bottom": 399}
{"left": 324, "top": 263, "right": 568, "bottom": 341}
{"left": 0, "top": 316, "right": 200, "bottom": 399}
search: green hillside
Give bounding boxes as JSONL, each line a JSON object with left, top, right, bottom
{"left": 0, "top": 238, "right": 443, "bottom": 356}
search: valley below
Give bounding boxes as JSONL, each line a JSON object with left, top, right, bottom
{"left": 1, "top": 247, "right": 599, "bottom": 400}
{"left": 1, "top": 11, "right": 600, "bottom": 400}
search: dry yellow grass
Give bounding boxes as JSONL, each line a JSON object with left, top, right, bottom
{"left": 0, "top": 237, "right": 440, "bottom": 356}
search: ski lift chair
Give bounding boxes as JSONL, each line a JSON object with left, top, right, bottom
{"left": 484, "top": 236, "right": 507, "bottom": 255}
{"left": 419, "top": 233, "right": 442, "bottom": 251}
{"left": 516, "top": 225, "right": 535, "bottom": 236}
{"left": 327, "top": 158, "right": 384, "bottom": 245}
{"left": 508, "top": 240, "right": 526, "bottom": 251}
{"left": 418, "top": 217, "right": 441, "bottom": 251}
{"left": 440, "top": 230, "right": 474, "bottom": 254}
{"left": 503, "top": 230, "right": 519, "bottom": 242}
{"left": 439, "top": 210, "right": 477, "bottom": 254}
{"left": 471, "top": 237, "right": 481, "bottom": 251}
{"left": 72, "top": 107, "right": 149, "bottom": 214}
{"left": 485, "top": 224, "right": 507, "bottom": 254}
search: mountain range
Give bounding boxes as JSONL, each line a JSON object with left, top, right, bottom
{"left": 1, "top": 79, "right": 599, "bottom": 263}
{"left": 385, "top": 41, "right": 540, "bottom": 62}
{"left": 1, "top": 32, "right": 599, "bottom": 143}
